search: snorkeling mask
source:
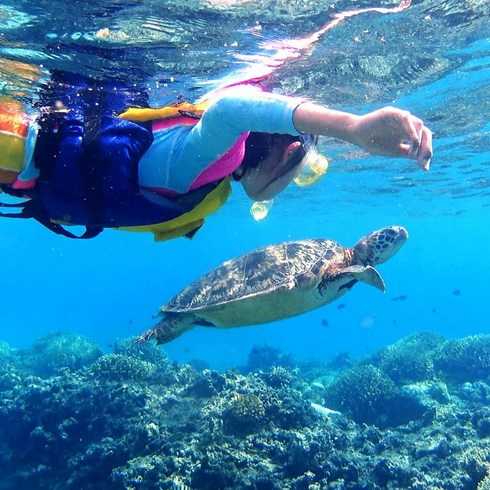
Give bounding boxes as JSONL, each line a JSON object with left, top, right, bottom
{"left": 293, "top": 133, "right": 329, "bottom": 187}
{"left": 246, "top": 132, "right": 329, "bottom": 221}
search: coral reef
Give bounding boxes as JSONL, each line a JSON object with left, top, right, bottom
{"left": 367, "top": 331, "right": 446, "bottom": 383}
{"left": 479, "top": 472, "right": 490, "bottom": 490}
{"left": 91, "top": 354, "right": 157, "bottom": 382}
{"left": 433, "top": 334, "right": 490, "bottom": 383}
{"left": 20, "top": 332, "right": 103, "bottom": 377}
{"left": 0, "top": 331, "right": 489, "bottom": 489}
{"left": 113, "top": 337, "right": 168, "bottom": 365}
{"left": 222, "top": 393, "right": 267, "bottom": 433}
{"left": 324, "top": 364, "right": 398, "bottom": 426}
{"left": 0, "top": 340, "right": 11, "bottom": 361}
{"left": 245, "top": 344, "right": 295, "bottom": 372}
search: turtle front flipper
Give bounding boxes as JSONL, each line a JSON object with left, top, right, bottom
{"left": 135, "top": 313, "right": 195, "bottom": 345}
{"left": 336, "top": 265, "right": 386, "bottom": 292}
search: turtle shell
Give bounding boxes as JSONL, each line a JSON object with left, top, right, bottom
{"left": 162, "top": 239, "right": 344, "bottom": 314}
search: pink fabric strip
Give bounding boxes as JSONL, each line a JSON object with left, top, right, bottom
{"left": 143, "top": 131, "right": 249, "bottom": 197}
{"left": 188, "top": 131, "right": 249, "bottom": 191}
{"left": 12, "top": 177, "right": 37, "bottom": 189}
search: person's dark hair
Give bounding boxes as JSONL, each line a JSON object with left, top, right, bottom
{"left": 232, "top": 132, "right": 303, "bottom": 181}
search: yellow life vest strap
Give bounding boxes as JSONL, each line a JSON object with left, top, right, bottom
{"left": 118, "top": 99, "right": 210, "bottom": 123}
{"left": 118, "top": 98, "right": 230, "bottom": 241}
{"left": 119, "top": 177, "right": 232, "bottom": 241}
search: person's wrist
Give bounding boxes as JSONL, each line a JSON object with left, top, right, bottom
{"left": 341, "top": 113, "right": 362, "bottom": 146}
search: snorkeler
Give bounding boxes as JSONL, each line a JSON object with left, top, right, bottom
{"left": 0, "top": 0, "right": 432, "bottom": 241}
{"left": 0, "top": 74, "right": 432, "bottom": 241}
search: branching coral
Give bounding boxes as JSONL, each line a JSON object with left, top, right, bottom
{"left": 433, "top": 335, "right": 490, "bottom": 383}
{"left": 324, "top": 364, "right": 397, "bottom": 426}
{"left": 91, "top": 354, "right": 156, "bottom": 382}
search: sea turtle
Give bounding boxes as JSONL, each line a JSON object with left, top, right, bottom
{"left": 136, "top": 226, "right": 408, "bottom": 344}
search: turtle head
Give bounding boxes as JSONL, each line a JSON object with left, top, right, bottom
{"left": 353, "top": 226, "right": 408, "bottom": 266}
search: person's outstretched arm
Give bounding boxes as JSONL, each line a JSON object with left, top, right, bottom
{"left": 240, "top": 99, "right": 433, "bottom": 201}
{"left": 293, "top": 102, "right": 433, "bottom": 171}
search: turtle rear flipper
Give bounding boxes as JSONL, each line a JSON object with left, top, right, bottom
{"left": 135, "top": 327, "right": 159, "bottom": 344}
{"left": 136, "top": 313, "right": 195, "bottom": 345}
{"left": 337, "top": 265, "right": 386, "bottom": 292}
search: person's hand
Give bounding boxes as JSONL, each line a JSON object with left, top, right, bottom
{"left": 350, "top": 107, "right": 433, "bottom": 171}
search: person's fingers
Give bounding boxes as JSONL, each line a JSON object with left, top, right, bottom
{"left": 395, "top": 116, "right": 421, "bottom": 158}
{"left": 405, "top": 115, "right": 423, "bottom": 159}
{"left": 396, "top": 112, "right": 434, "bottom": 171}
{"left": 397, "top": 141, "right": 411, "bottom": 158}
{"left": 361, "top": 108, "right": 432, "bottom": 168}
{"left": 416, "top": 126, "right": 433, "bottom": 171}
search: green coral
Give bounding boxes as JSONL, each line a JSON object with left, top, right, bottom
{"left": 114, "top": 337, "right": 168, "bottom": 365}
{"left": 26, "top": 332, "right": 103, "bottom": 376}
{"left": 91, "top": 354, "right": 156, "bottom": 382}
{"left": 0, "top": 341, "right": 11, "bottom": 362}
{"left": 433, "top": 335, "right": 490, "bottom": 382}
{"left": 324, "top": 364, "right": 397, "bottom": 426}
{"left": 369, "top": 331, "right": 446, "bottom": 383}
{"left": 263, "top": 365, "right": 294, "bottom": 388}
{"left": 478, "top": 473, "right": 490, "bottom": 490}
{"left": 208, "top": 369, "right": 314, "bottom": 436}
{"left": 461, "top": 446, "right": 490, "bottom": 483}
{"left": 222, "top": 393, "right": 266, "bottom": 434}
{"left": 111, "top": 454, "right": 184, "bottom": 490}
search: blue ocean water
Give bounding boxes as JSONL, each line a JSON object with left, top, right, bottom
{"left": 0, "top": 0, "right": 489, "bottom": 372}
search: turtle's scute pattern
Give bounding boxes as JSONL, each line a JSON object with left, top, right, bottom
{"left": 164, "top": 239, "right": 343, "bottom": 313}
